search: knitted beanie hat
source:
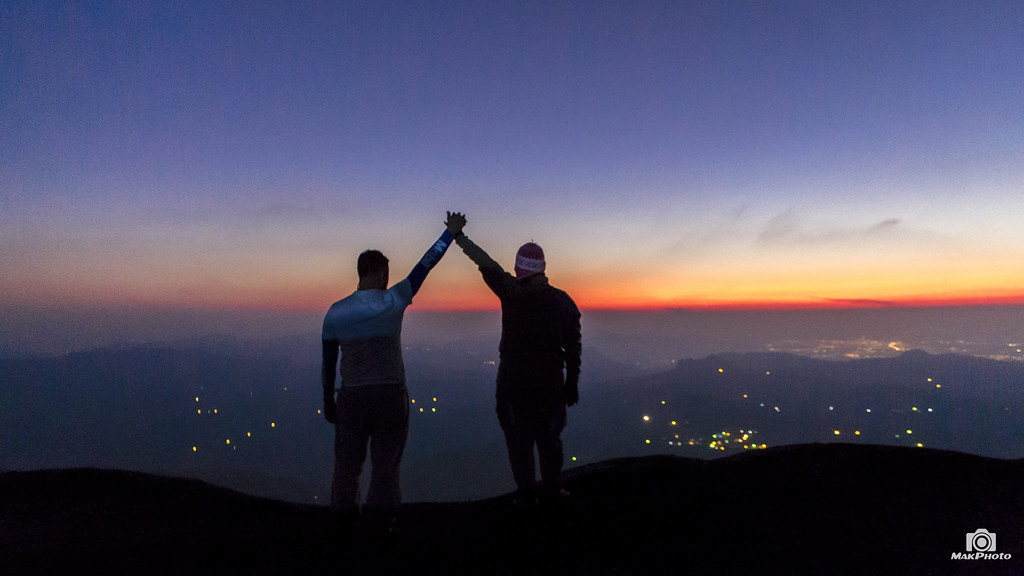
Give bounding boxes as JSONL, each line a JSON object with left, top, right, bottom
{"left": 514, "top": 242, "right": 545, "bottom": 278}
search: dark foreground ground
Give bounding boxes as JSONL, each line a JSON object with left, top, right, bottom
{"left": 2, "top": 443, "right": 1022, "bottom": 575}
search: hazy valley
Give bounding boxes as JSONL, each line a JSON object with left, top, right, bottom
{"left": 3, "top": 308, "right": 1022, "bottom": 504}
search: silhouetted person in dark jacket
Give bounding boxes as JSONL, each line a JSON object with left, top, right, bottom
{"left": 453, "top": 218, "right": 581, "bottom": 505}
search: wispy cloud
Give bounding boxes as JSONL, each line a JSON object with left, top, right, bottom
{"left": 756, "top": 212, "right": 908, "bottom": 247}
{"left": 820, "top": 298, "right": 897, "bottom": 308}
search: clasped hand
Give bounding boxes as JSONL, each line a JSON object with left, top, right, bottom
{"left": 445, "top": 211, "right": 467, "bottom": 235}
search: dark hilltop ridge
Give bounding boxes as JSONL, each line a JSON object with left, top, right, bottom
{"left": 3, "top": 443, "right": 1022, "bottom": 576}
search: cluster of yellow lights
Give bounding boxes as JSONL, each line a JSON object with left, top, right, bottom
{"left": 411, "top": 397, "right": 439, "bottom": 413}
{"left": 638, "top": 368, "right": 943, "bottom": 454}
{"left": 188, "top": 392, "right": 277, "bottom": 452}
{"left": 195, "top": 396, "right": 218, "bottom": 414}
{"left": 707, "top": 429, "right": 764, "bottom": 451}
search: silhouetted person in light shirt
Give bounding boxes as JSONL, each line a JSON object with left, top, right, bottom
{"left": 321, "top": 212, "right": 465, "bottom": 526}
{"left": 452, "top": 217, "right": 581, "bottom": 505}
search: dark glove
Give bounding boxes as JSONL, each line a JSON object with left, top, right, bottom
{"left": 564, "top": 378, "right": 579, "bottom": 407}
{"left": 323, "top": 394, "right": 337, "bottom": 424}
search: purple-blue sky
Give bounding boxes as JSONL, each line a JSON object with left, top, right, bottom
{"left": 2, "top": 1, "right": 1023, "bottom": 314}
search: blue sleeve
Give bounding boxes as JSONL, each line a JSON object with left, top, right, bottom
{"left": 407, "top": 229, "right": 454, "bottom": 297}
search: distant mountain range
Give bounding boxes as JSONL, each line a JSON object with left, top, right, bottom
{"left": 587, "top": 349, "right": 1024, "bottom": 459}
{"left": 2, "top": 340, "right": 1023, "bottom": 504}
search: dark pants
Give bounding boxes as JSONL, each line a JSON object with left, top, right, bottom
{"left": 496, "top": 382, "right": 567, "bottom": 495}
{"left": 332, "top": 384, "right": 409, "bottom": 511}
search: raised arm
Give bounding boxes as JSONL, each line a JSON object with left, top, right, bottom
{"left": 453, "top": 223, "right": 519, "bottom": 299}
{"left": 454, "top": 231, "right": 502, "bottom": 273}
{"left": 406, "top": 212, "right": 466, "bottom": 297}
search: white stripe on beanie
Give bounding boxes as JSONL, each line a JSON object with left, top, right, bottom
{"left": 515, "top": 242, "right": 546, "bottom": 276}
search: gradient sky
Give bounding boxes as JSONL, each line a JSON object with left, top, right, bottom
{"left": 3, "top": 1, "right": 1022, "bottom": 314}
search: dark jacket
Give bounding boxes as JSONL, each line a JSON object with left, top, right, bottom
{"left": 456, "top": 234, "right": 582, "bottom": 392}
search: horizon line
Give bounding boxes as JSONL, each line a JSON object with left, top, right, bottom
{"left": 6, "top": 295, "right": 1024, "bottom": 315}
{"left": 414, "top": 294, "right": 1024, "bottom": 313}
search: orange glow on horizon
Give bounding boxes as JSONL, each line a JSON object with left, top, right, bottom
{"left": 143, "top": 291, "right": 1024, "bottom": 314}
{"left": 572, "top": 293, "right": 1024, "bottom": 312}
{"left": 11, "top": 265, "right": 1022, "bottom": 314}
